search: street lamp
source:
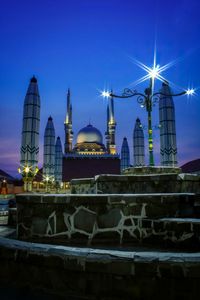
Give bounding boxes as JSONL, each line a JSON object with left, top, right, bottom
{"left": 18, "top": 165, "right": 39, "bottom": 192}
{"left": 43, "top": 175, "right": 55, "bottom": 192}
{"left": 101, "top": 81, "right": 194, "bottom": 166}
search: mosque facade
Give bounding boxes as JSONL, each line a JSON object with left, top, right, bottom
{"left": 62, "top": 89, "right": 120, "bottom": 182}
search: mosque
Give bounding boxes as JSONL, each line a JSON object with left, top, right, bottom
{"left": 62, "top": 89, "right": 120, "bottom": 181}
{"left": 19, "top": 77, "right": 178, "bottom": 191}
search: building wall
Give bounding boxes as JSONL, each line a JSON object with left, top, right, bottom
{"left": 62, "top": 156, "right": 120, "bottom": 182}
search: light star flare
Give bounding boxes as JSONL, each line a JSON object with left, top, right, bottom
{"left": 186, "top": 88, "right": 195, "bottom": 96}
{"left": 101, "top": 90, "right": 111, "bottom": 98}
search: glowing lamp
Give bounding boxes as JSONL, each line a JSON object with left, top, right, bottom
{"left": 101, "top": 90, "right": 110, "bottom": 98}
{"left": 24, "top": 166, "right": 30, "bottom": 173}
{"left": 148, "top": 66, "right": 159, "bottom": 79}
{"left": 186, "top": 88, "right": 195, "bottom": 96}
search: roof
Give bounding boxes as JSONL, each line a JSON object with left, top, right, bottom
{"left": 181, "top": 159, "right": 200, "bottom": 173}
{"left": 76, "top": 124, "right": 103, "bottom": 144}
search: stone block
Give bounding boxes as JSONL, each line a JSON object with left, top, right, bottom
{"left": 142, "top": 219, "right": 152, "bottom": 228}
{"left": 92, "top": 231, "right": 120, "bottom": 244}
{"left": 159, "top": 264, "right": 172, "bottom": 278}
{"left": 31, "top": 217, "right": 48, "bottom": 235}
{"left": 97, "top": 208, "right": 122, "bottom": 228}
{"left": 74, "top": 208, "right": 96, "bottom": 233}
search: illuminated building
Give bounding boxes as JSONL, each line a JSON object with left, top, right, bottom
{"left": 19, "top": 84, "right": 120, "bottom": 187}
{"left": 19, "top": 76, "right": 40, "bottom": 191}
{"left": 62, "top": 91, "right": 120, "bottom": 182}
{"left": 133, "top": 118, "right": 145, "bottom": 166}
{"left": 120, "top": 137, "right": 130, "bottom": 172}
{"left": 64, "top": 89, "right": 73, "bottom": 153}
{"left": 55, "top": 137, "right": 63, "bottom": 185}
{"left": 105, "top": 94, "right": 117, "bottom": 155}
{"left": 159, "top": 82, "right": 177, "bottom": 166}
{"left": 43, "top": 116, "right": 55, "bottom": 182}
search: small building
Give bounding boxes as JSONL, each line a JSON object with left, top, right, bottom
{"left": 181, "top": 158, "right": 200, "bottom": 175}
{"left": 0, "top": 169, "right": 23, "bottom": 194}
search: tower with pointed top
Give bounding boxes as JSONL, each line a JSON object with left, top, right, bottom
{"left": 20, "top": 76, "right": 40, "bottom": 191}
{"left": 55, "top": 136, "right": 63, "bottom": 185}
{"left": 64, "top": 89, "right": 73, "bottom": 153}
{"left": 159, "top": 82, "right": 177, "bottom": 166}
{"left": 43, "top": 116, "right": 55, "bottom": 181}
{"left": 106, "top": 94, "right": 117, "bottom": 154}
{"left": 133, "top": 118, "right": 145, "bottom": 166}
{"left": 120, "top": 137, "right": 130, "bottom": 172}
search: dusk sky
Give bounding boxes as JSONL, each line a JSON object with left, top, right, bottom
{"left": 0, "top": 0, "right": 200, "bottom": 176}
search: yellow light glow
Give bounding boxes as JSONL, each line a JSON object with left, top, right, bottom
{"left": 18, "top": 168, "right": 21, "bottom": 174}
{"left": 24, "top": 166, "right": 30, "bottom": 173}
{"left": 110, "top": 148, "right": 117, "bottom": 155}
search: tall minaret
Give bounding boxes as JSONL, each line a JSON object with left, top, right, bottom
{"left": 159, "top": 82, "right": 177, "bottom": 166}
{"left": 55, "top": 136, "right": 63, "bottom": 185}
{"left": 43, "top": 116, "right": 55, "bottom": 181}
{"left": 105, "top": 104, "right": 110, "bottom": 151}
{"left": 106, "top": 93, "right": 116, "bottom": 154}
{"left": 20, "top": 76, "right": 40, "bottom": 191}
{"left": 120, "top": 137, "right": 130, "bottom": 172}
{"left": 133, "top": 118, "right": 145, "bottom": 166}
{"left": 64, "top": 89, "right": 73, "bottom": 153}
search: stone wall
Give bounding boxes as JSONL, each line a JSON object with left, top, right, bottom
{"left": 0, "top": 237, "right": 200, "bottom": 300}
{"left": 123, "top": 166, "right": 181, "bottom": 175}
{"left": 70, "top": 173, "right": 200, "bottom": 195}
{"left": 16, "top": 193, "right": 200, "bottom": 249}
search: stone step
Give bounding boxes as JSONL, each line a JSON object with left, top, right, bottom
{"left": 1, "top": 237, "right": 200, "bottom": 300}
{"left": 140, "top": 217, "right": 200, "bottom": 250}
{"left": 71, "top": 173, "right": 200, "bottom": 194}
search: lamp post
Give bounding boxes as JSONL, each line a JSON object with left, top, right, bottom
{"left": 18, "top": 166, "right": 38, "bottom": 192}
{"left": 102, "top": 81, "right": 194, "bottom": 166}
{"left": 43, "top": 175, "right": 55, "bottom": 193}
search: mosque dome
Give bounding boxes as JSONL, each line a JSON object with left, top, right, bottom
{"left": 76, "top": 124, "right": 103, "bottom": 144}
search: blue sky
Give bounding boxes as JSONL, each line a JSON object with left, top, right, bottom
{"left": 0, "top": 0, "right": 200, "bottom": 176}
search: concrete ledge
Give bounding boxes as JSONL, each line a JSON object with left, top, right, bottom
{"left": 71, "top": 173, "right": 200, "bottom": 194}
{"left": 123, "top": 166, "right": 181, "bottom": 175}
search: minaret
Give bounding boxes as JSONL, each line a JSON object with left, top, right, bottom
{"left": 133, "top": 118, "right": 145, "bottom": 166}
{"left": 55, "top": 136, "right": 63, "bottom": 185}
{"left": 43, "top": 116, "right": 55, "bottom": 181}
{"left": 106, "top": 93, "right": 116, "bottom": 154}
{"left": 159, "top": 82, "right": 177, "bottom": 166}
{"left": 120, "top": 137, "right": 130, "bottom": 172}
{"left": 105, "top": 104, "right": 110, "bottom": 151}
{"left": 20, "top": 76, "right": 40, "bottom": 191}
{"left": 64, "top": 89, "right": 73, "bottom": 153}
